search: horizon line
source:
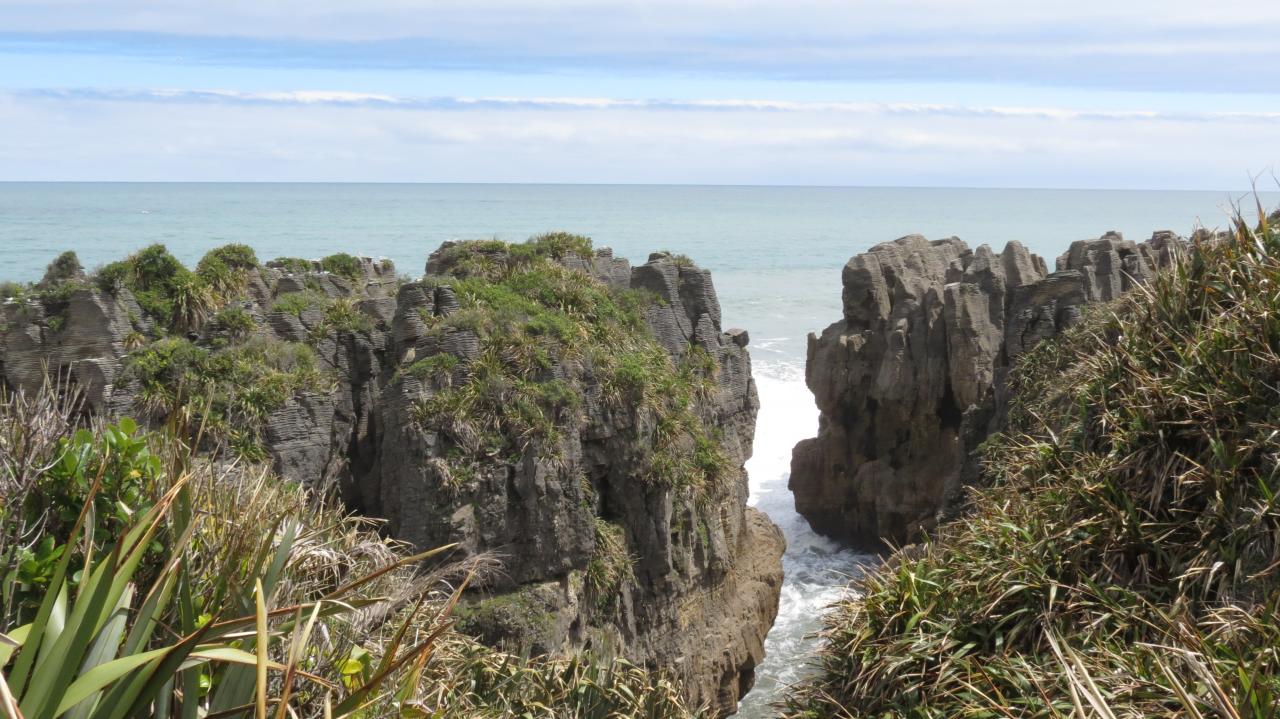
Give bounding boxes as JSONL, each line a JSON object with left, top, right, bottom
{"left": 2, "top": 180, "right": 1277, "bottom": 195}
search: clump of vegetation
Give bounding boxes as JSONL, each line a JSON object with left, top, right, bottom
{"left": 270, "top": 256, "right": 315, "bottom": 275}
{"left": 653, "top": 250, "right": 696, "bottom": 268}
{"left": 320, "top": 252, "right": 365, "bottom": 283}
{"left": 585, "top": 518, "right": 633, "bottom": 610}
{"left": 40, "top": 250, "right": 83, "bottom": 286}
{"left": 212, "top": 304, "right": 257, "bottom": 339}
{"left": 409, "top": 235, "right": 727, "bottom": 491}
{"left": 95, "top": 243, "right": 217, "bottom": 332}
{"left": 786, "top": 207, "right": 1280, "bottom": 717}
{"left": 0, "top": 380, "right": 694, "bottom": 718}
{"left": 321, "top": 296, "right": 374, "bottom": 335}
{"left": 0, "top": 281, "right": 27, "bottom": 301}
{"left": 270, "top": 291, "right": 373, "bottom": 342}
{"left": 195, "top": 242, "right": 260, "bottom": 297}
{"left": 271, "top": 289, "right": 330, "bottom": 317}
{"left": 428, "top": 232, "right": 594, "bottom": 279}
{"left": 124, "top": 335, "right": 332, "bottom": 457}
{"left": 453, "top": 586, "right": 561, "bottom": 654}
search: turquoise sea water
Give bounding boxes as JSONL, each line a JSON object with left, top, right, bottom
{"left": 2, "top": 182, "right": 1272, "bottom": 715}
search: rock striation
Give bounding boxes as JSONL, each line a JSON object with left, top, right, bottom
{"left": 0, "top": 240, "right": 782, "bottom": 716}
{"left": 791, "top": 231, "right": 1182, "bottom": 548}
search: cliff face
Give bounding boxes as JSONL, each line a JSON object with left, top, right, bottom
{"left": 791, "top": 231, "right": 1183, "bottom": 548}
{"left": 0, "top": 239, "right": 782, "bottom": 716}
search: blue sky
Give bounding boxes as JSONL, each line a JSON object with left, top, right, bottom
{"left": 1, "top": 0, "right": 1278, "bottom": 188}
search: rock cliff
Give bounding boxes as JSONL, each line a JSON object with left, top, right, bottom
{"left": 0, "top": 238, "right": 782, "bottom": 716}
{"left": 791, "top": 231, "right": 1183, "bottom": 548}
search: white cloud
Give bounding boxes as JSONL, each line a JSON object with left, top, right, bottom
{"left": 2, "top": 89, "right": 1276, "bottom": 188}
{"left": 2, "top": 1, "right": 1279, "bottom": 92}
{"left": 3, "top": 0, "right": 1278, "bottom": 40}
{"left": 19, "top": 88, "right": 1280, "bottom": 124}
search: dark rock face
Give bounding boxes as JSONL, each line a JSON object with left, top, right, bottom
{"left": 0, "top": 245, "right": 782, "bottom": 717}
{"left": 791, "top": 232, "right": 1181, "bottom": 549}
{"left": 371, "top": 250, "right": 779, "bottom": 715}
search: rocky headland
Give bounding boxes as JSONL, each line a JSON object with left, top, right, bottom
{"left": 0, "top": 236, "right": 783, "bottom": 716}
{"left": 790, "top": 230, "right": 1184, "bottom": 548}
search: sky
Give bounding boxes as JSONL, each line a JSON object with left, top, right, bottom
{"left": 0, "top": 0, "right": 1278, "bottom": 188}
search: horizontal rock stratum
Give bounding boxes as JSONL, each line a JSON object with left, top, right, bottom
{"left": 0, "top": 237, "right": 783, "bottom": 716}
{"left": 790, "top": 230, "right": 1183, "bottom": 548}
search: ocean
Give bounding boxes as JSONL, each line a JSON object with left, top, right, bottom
{"left": 2, "top": 182, "right": 1271, "bottom": 715}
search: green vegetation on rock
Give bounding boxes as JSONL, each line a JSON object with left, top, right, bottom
{"left": 96, "top": 243, "right": 217, "bottom": 332}
{"left": 195, "top": 242, "right": 259, "bottom": 297}
{"left": 585, "top": 518, "right": 634, "bottom": 610}
{"left": 320, "top": 252, "right": 364, "bottom": 282}
{"left": 41, "top": 250, "right": 83, "bottom": 285}
{"left": 410, "top": 235, "right": 728, "bottom": 491}
{"left": 270, "top": 256, "right": 314, "bottom": 275}
{"left": 786, "top": 208, "right": 1280, "bottom": 717}
{"left": 211, "top": 304, "right": 257, "bottom": 339}
{"left": 125, "top": 335, "right": 332, "bottom": 457}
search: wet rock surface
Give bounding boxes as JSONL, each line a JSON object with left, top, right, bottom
{"left": 791, "top": 231, "right": 1182, "bottom": 549}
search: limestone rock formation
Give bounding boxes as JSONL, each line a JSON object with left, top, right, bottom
{"left": 369, "top": 245, "right": 778, "bottom": 714}
{"left": 0, "top": 239, "right": 782, "bottom": 716}
{"left": 791, "top": 231, "right": 1181, "bottom": 548}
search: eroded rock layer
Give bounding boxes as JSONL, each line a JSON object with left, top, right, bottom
{"left": 791, "top": 231, "right": 1183, "bottom": 548}
{"left": 0, "top": 240, "right": 782, "bottom": 716}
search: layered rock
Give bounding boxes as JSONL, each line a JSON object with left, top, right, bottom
{"left": 791, "top": 231, "right": 1181, "bottom": 548}
{"left": 369, "top": 246, "right": 780, "bottom": 714}
{"left": 0, "top": 241, "right": 782, "bottom": 716}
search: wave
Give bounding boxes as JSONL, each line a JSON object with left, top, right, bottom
{"left": 737, "top": 362, "right": 876, "bottom": 716}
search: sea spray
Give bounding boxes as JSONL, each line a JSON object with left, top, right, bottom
{"left": 736, "top": 358, "right": 875, "bottom": 716}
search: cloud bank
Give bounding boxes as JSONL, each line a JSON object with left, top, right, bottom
{"left": 2, "top": 0, "right": 1279, "bottom": 92}
{"left": 3, "top": 89, "right": 1276, "bottom": 188}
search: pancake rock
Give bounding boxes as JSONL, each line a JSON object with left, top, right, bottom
{"left": 0, "top": 241, "right": 782, "bottom": 716}
{"left": 790, "top": 231, "right": 1182, "bottom": 548}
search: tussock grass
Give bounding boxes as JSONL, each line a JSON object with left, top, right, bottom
{"left": 786, "top": 205, "right": 1280, "bottom": 718}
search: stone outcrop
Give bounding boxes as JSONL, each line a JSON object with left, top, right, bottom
{"left": 791, "top": 231, "right": 1182, "bottom": 548}
{"left": 369, "top": 247, "right": 779, "bottom": 714}
{"left": 0, "top": 242, "right": 782, "bottom": 716}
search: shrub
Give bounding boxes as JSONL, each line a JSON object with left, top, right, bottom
{"left": 212, "top": 305, "right": 257, "bottom": 339}
{"left": 270, "top": 256, "right": 314, "bottom": 275}
{"left": 91, "top": 244, "right": 216, "bottom": 332}
{"left": 40, "top": 250, "right": 82, "bottom": 285}
{"left": 321, "top": 296, "right": 373, "bottom": 334}
{"left": 320, "top": 252, "right": 364, "bottom": 283}
{"left": 169, "top": 271, "right": 216, "bottom": 333}
{"left": 196, "top": 243, "right": 259, "bottom": 297}
{"left": 0, "top": 280, "right": 27, "bottom": 301}
{"left": 271, "top": 290, "right": 329, "bottom": 317}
